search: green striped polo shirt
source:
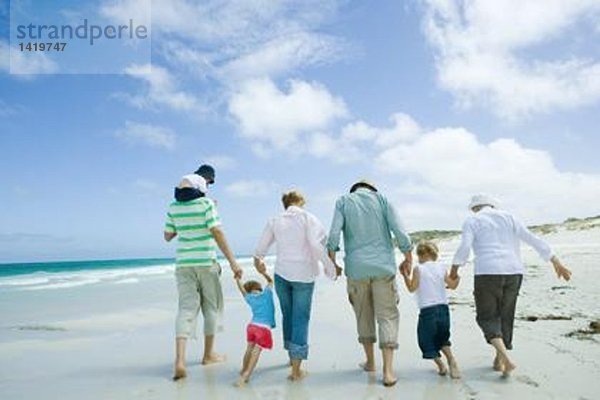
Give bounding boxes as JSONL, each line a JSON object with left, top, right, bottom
{"left": 164, "top": 198, "right": 221, "bottom": 268}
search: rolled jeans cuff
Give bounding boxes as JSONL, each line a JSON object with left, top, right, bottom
{"left": 288, "top": 342, "right": 309, "bottom": 360}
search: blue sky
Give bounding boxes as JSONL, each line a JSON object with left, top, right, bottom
{"left": 1, "top": 0, "right": 600, "bottom": 263}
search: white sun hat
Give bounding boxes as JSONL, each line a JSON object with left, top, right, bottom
{"left": 180, "top": 174, "right": 207, "bottom": 193}
{"left": 468, "top": 194, "right": 499, "bottom": 210}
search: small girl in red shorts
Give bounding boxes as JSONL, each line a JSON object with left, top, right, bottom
{"left": 234, "top": 268, "right": 276, "bottom": 386}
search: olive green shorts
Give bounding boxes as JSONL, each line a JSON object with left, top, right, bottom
{"left": 175, "top": 263, "right": 223, "bottom": 339}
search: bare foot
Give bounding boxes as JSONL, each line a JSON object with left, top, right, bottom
{"left": 502, "top": 359, "right": 516, "bottom": 378}
{"left": 493, "top": 355, "right": 503, "bottom": 371}
{"left": 359, "top": 362, "right": 376, "bottom": 372}
{"left": 173, "top": 364, "right": 187, "bottom": 381}
{"left": 233, "top": 376, "right": 248, "bottom": 387}
{"left": 288, "top": 370, "right": 308, "bottom": 381}
{"left": 434, "top": 358, "right": 448, "bottom": 376}
{"left": 448, "top": 362, "right": 461, "bottom": 379}
{"left": 201, "top": 353, "right": 226, "bottom": 365}
{"left": 383, "top": 372, "right": 397, "bottom": 387}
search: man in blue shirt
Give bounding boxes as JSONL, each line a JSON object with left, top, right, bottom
{"left": 327, "top": 180, "right": 413, "bottom": 387}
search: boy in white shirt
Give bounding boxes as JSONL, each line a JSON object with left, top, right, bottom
{"left": 401, "top": 242, "right": 461, "bottom": 379}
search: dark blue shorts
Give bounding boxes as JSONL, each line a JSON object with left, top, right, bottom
{"left": 417, "top": 304, "right": 451, "bottom": 359}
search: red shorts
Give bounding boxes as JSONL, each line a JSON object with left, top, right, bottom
{"left": 246, "top": 324, "right": 273, "bottom": 350}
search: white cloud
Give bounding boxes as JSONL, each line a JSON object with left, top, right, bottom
{"left": 225, "top": 179, "right": 279, "bottom": 198}
{"left": 307, "top": 113, "right": 422, "bottom": 163}
{"left": 121, "top": 64, "right": 205, "bottom": 113}
{"left": 204, "top": 155, "right": 237, "bottom": 170}
{"left": 220, "top": 32, "right": 346, "bottom": 81}
{"left": 420, "top": 0, "right": 600, "bottom": 118}
{"left": 374, "top": 121, "right": 600, "bottom": 227}
{"left": 228, "top": 78, "right": 348, "bottom": 152}
{"left": 115, "top": 120, "right": 176, "bottom": 150}
{"left": 0, "top": 40, "right": 58, "bottom": 76}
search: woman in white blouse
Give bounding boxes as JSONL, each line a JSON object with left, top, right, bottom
{"left": 254, "top": 190, "right": 338, "bottom": 381}
{"left": 450, "top": 194, "right": 572, "bottom": 377}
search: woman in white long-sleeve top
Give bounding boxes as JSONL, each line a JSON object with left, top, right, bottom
{"left": 253, "top": 190, "right": 338, "bottom": 381}
{"left": 449, "top": 194, "right": 572, "bottom": 377}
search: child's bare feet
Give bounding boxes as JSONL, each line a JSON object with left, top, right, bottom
{"left": 493, "top": 355, "right": 503, "bottom": 371}
{"left": 288, "top": 370, "right": 308, "bottom": 381}
{"left": 448, "top": 361, "right": 461, "bottom": 379}
{"left": 501, "top": 358, "right": 516, "bottom": 378}
{"left": 201, "top": 353, "right": 226, "bottom": 365}
{"left": 359, "top": 362, "right": 376, "bottom": 372}
{"left": 173, "top": 363, "right": 187, "bottom": 381}
{"left": 434, "top": 358, "right": 448, "bottom": 376}
{"left": 233, "top": 375, "right": 249, "bottom": 387}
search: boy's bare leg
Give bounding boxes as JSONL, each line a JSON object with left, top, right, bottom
{"left": 289, "top": 359, "right": 307, "bottom": 381}
{"left": 240, "top": 343, "right": 253, "bottom": 375}
{"left": 433, "top": 357, "right": 448, "bottom": 376}
{"left": 493, "top": 349, "right": 503, "bottom": 371}
{"left": 441, "top": 346, "right": 460, "bottom": 379}
{"left": 382, "top": 348, "right": 397, "bottom": 387}
{"left": 359, "top": 342, "right": 376, "bottom": 372}
{"left": 201, "top": 335, "right": 226, "bottom": 365}
{"left": 490, "top": 338, "right": 516, "bottom": 377}
{"left": 173, "top": 337, "right": 187, "bottom": 380}
{"left": 235, "top": 345, "right": 261, "bottom": 387}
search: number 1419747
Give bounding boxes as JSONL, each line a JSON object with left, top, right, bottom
{"left": 19, "top": 42, "right": 67, "bottom": 52}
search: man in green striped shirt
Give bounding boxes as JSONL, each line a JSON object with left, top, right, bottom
{"left": 164, "top": 174, "right": 242, "bottom": 380}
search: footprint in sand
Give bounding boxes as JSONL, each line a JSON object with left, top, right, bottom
{"left": 515, "top": 375, "right": 540, "bottom": 388}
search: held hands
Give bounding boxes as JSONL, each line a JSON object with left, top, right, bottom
{"left": 230, "top": 261, "right": 243, "bottom": 280}
{"left": 253, "top": 256, "right": 267, "bottom": 274}
{"left": 399, "top": 258, "right": 412, "bottom": 277}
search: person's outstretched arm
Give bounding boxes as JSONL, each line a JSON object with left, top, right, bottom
{"left": 514, "top": 218, "right": 572, "bottom": 281}
{"left": 384, "top": 198, "right": 413, "bottom": 275}
{"left": 234, "top": 276, "right": 246, "bottom": 296}
{"left": 450, "top": 220, "right": 475, "bottom": 279}
{"left": 326, "top": 199, "right": 345, "bottom": 277}
{"left": 211, "top": 227, "right": 242, "bottom": 279}
{"left": 259, "top": 269, "right": 273, "bottom": 287}
{"left": 254, "top": 220, "right": 275, "bottom": 274}
{"left": 401, "top": 266, "right": 419, "bottom": 293}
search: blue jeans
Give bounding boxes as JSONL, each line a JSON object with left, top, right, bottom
{"left": 274, "top": 274, "right": 315, "bottom": 360}
{"left": 417, "top": 304, "right": 451, "bottom": 359}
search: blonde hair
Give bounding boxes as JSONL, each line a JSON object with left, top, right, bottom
{"left": 416, "top": 241, "right": 439, "bottom": 261}
{"left": 281, "top": 190, "right": 306, "bottom": 209}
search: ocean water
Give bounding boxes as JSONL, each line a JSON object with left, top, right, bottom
{"left": 0, "top": 256, "right": 257, "bottom": 292}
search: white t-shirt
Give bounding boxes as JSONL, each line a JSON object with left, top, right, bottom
{"left": 415, "top": 261, "right": 448, "bottom": 309}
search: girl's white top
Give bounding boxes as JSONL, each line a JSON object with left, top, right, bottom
{"left": 254, "top": 206, "right": 336, "bottom": 283}
{"left": 415, "top": 261, "right": 448, "bottom": 309}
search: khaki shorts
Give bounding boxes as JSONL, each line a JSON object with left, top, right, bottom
{"left": 175, "top": 263, "right": 223, "bottom": 339}
{"left": 347, "top": 275, "right": 399, "bottom": 349}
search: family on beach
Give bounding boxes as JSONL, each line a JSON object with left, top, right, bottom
{"left": 163, "top": 164, "right": 572, "bottom": 387}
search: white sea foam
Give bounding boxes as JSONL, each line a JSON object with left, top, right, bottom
{"left": 0, "top": 256, "right": 259, "bottom": 292}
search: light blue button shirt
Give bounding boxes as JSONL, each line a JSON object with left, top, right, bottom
{"left": 326, "top": 188, "right": 412, "bottom": 280}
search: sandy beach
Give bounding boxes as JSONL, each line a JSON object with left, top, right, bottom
{"left": 1, "top": 223, "right": 599, "bottom": 400}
